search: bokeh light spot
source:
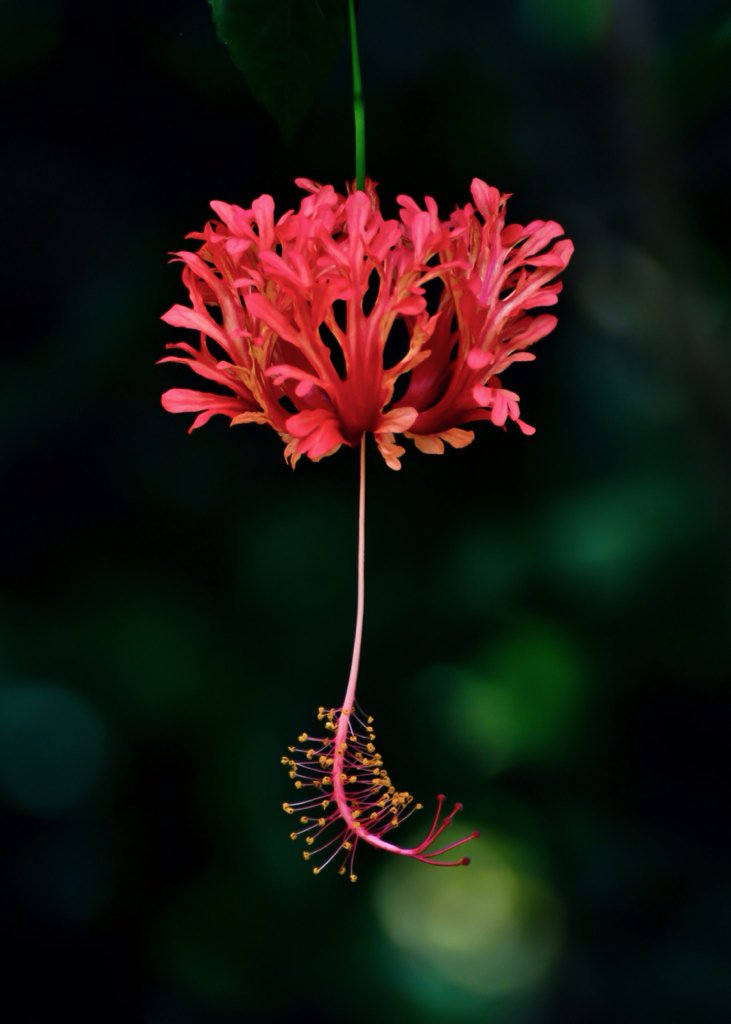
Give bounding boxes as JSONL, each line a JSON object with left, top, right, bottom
{"left": 374, "top": 834, "right": 562, "bottom": 1009}
{"left": 542, "top": 477, "right": 695, "bottom": 600}
{"left": 0, "top": 681, "right": 107, "bottom": 817}
{"left": 420, "top": 619, "right": 588, "bottom": 774}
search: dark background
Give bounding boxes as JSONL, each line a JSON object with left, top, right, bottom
{"left": 2, "top": 1, "right": 730, "bottom": 1021}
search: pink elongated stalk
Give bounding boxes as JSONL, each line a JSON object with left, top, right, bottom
{"left": 282, "top": 436, "right": 478, "bottom": 880}
{"left": 339, "top": 434, "right": 367, "bottom": 724}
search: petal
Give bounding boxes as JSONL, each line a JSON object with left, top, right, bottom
{"left": 251, "top": 194, "right": 276, "bottom": 249}
{"left": 244, "top": 292, "right": 302, "bottom": 346}
{"left": 374, "top": 432, "right": 405, "bottom": 470}
{"left": 294, "top": 176, "right": 324, "bottom": 194}
{"left": 210, "top": 200, "right": 254, "bottom": 237}
{"left": 439, "top": 427, "right": 475, "bottom": 449}
{"left": 259, "top": 249, "right": 314, "bottom": 289}
{"left": 408, "top": 427, "right": 474, "bottom": 455}
{"left": 230, "top": 411, "right": 270, "bottom": 425}
{"left": 505, "top": 313, "right": 558, "bottom": 347}
{"left": 161, "top": 389, "right": 250, "bottom": 432}
{"left": 470, "top": 179, "right": 503, "bottom": 221}
{"left": 466, "top": 348, "right": 494, "bottom": 370}
{"left": 412, "top": 435, "right": 445, "bottom": 455}
{"left": 286, "top": 409, "right": 347, "bottom": 461}
{"left": 161, "top": 304, "right": 230, "bottom": 349}
{"left": 378, "top": 406, "right": 419, "bottom": 433}
{"left": 509, "top": 219, "right": 565, "bottom": 257}
{"left": 225, "top": 236, "right": 252, "bottom": 256}
{"left": 409, "top": 211, "right": 431, "bottom": 261}
{"left": 472, "top": 384, "right": 519, "bottom": 408}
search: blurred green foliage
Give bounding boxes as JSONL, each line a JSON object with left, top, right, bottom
{"left": 1, "top": 0, "right": 730, "bottom": 1022}
{"left": 207, "top": 0, "right": 349, "bottom": 137}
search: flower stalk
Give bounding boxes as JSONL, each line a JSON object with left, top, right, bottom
{"left": 340, "top": 434, "right": 366, "bottom": 718}
{"left": 348, "top": 0, "right": 366, "bottom": 190}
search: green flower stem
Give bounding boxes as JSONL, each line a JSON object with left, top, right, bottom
{"left": 348, "top": 0, "right": 366, "bottom": 190}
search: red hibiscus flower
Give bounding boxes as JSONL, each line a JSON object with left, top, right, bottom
{"left": 160, "top": 178, "right": 572, "bottom": 469}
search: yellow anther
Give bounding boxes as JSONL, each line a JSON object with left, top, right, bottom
{"left": 322, "top": 776, "right": 331, "bottom": 786}
{"left": 318, "top": 817, "right": 325, "bottom": 826}
{"left": 302, "top": 851, "right": 310, "bottom": 861}
{"left": 416, "top": 803, "right": 424, "bottom": 810}
{"left": 289, "top": 770, "right": 296, "bottom": 779}
{"left": 312, "top": 867, "right": 320, "bottom": 875}
{"left": 391, "top": 818, "right": 399, "bottom": 826}
{"left": 367, "top": 717, "right": 374, "bottom": 724}
{"left": 305, "top": 836, "right": 314, "bottom": 846}
{"left": 298, "top": 733, "right": 308, "bottom": 742}
{"left": 306, "top": 749, "right": 314, "bottom": 760}
{"left": 350, "top": 874, "right": 358, "bottom": 883}
{"left": 321, "top": 800, "right": 330, "bottom": 809}
{"left": 288, "top": 745, "right": 295, "bottom": 752}
{"left": 338, "top": 866, "right": 346, "bottom": 875}
{"left": 349, "top": 776, "right": 357, "bottom": 783}
{"left": 300, "top": 816, "right": 309, "bottom": 823}
{"left": 294, "top": 781, "right": 303, "bottom": 789}
{"left": 280, "top": 756, "right": 289, "bottom": 765}
{"left": 290, "top": 832, "right": 298, "bottom": 841}
{"left": 343, "top": 841, "right": 352, "bottom": 851}
{"left": 282, "top": 803, "right": 293, "bottom": 814}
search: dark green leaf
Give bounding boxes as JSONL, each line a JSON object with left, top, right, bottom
{"left": 208, "top": 0, "right": 350, "bottom": 137}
